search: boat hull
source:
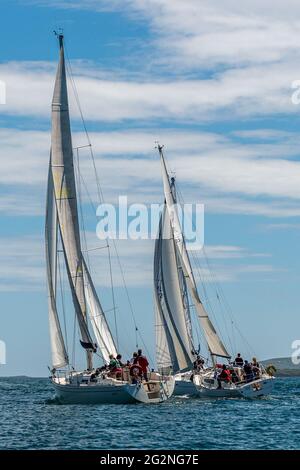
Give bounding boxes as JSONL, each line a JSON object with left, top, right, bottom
{"left": 126, "top": 377, "right": 175, "bottom": 404}
{"left": 52, "top": 381, "right": 137, "bottom": 404}
{"left": 174, "top": 373, "right": 197, "bottom": 396}
{"left": 194, "top": 373, "right": 275, "bottom": 398}
{"left": 52, "top": 374, "right": 175, "bottom": 404}
{"left": 238, "top": 377, "right": 274, "bottom": 398}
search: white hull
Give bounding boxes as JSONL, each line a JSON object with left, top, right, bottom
{"left": 52, "top": 373, "right": 175, "bottom": 404}
{"left": 125, "top": 377, "right": 175, "bottom": 404}
{"left": 194, "top": 371, "right": 275, "bottom": 398}
{"left": 53, "top": 380, "right": 136, "bottom": 404}
{"left": 174, "top": 372, "right": 197, "bottom": 396}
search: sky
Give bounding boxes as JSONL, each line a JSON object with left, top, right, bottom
{"left": 0, "top": 0, "right": 300, "bottom": 376}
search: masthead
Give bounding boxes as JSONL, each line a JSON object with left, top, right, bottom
{"left": 54, "top": 30, "right": 64, "bottom": 48}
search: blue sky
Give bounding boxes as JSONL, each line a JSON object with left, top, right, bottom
{"left": 0, "top": 0, "right": 300, "bottom": 376}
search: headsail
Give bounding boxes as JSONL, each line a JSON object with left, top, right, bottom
{"left": 82, "top": 258, "right": 118, "bottom": 363}
{"left": 50, "top": 34, "right": 94, "bottom": 350}
{"left": 45, "top": 159, "right": 69, "bottom": 369}
{"left": 154, "top": 204, "right": 194, "bottom": 374}
{"left": 158, "top": 146, "right": 230, "bottom": 359}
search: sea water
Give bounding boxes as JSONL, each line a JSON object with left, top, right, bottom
{"left": 0, "top": 376, "right": 299, "bottom": 449}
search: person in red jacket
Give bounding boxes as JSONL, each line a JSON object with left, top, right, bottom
{"left": 217, "top": 364, "right": 231, "bottom": 389}
{"left": 134, "top": 349, "right": 149, "bottom": 381}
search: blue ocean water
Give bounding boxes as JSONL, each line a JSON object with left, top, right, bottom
{"left": 0, "top": 376, "right": 299, "bottom": 450}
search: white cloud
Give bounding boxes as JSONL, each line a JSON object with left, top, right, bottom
{"left": 199, "top": 245, "right": 270, "bottom": 260}
{"left": 201, "top": 196, "right": 300, "bottom": 219}
{"left": 27, "top": 0, "right": 300, "bottom": 70}
{"left": 1, "top": 127, "right": 300, "bottom": 218}
{"left": 18, "top": 1, "right": 300, "bottom": 125}
{"left": 0, "top": 193, "right": 44, "bottom": 216}
{"left": 0, "top": 128, "right": 49, "bottom": 186}
{"left": 144, "top": 1, "right": 300, "bottom": 69}
{"left": 173, "top": 153, "right": 300, "bottom": 200}
{"left": 195, "top": 263, "right": 279, "bottom": 284}
{"left": 0, "top": 58, "right": 299, "bottom": 123}
{"left": 260, "top": 223, "right": 300, "bottom": 232}
{"left": 0, "top": 236, "right": 45, "bottom": 292}
{"left": 0, "top": 232, "right": 276, "bottom": 292}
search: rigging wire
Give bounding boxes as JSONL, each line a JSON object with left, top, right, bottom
{"left": 167, "top": 164, "right": 229, "bottom": 350}
{"left": 64, "top": 43, "right": 153, "bottom": 365}
{"left": 75, "top": 147, "right": 91, "bottom": 273}
{"left": 160, "top": 151, "right": 251, "bottom": 359}
{"left": 171, "top": 163, "right": 255, "bottom": 359}
{"left": 75, "top": 145, "right": 128, "bottom": 359}
{"left": 64, "top": 43, "right": 104, "bottom": 206}
{"left": 202, "top": 248, "right": 236, "bottom": 353}
{"left": 73, "top": 146, "right": 140, "bottom": 360}
{"left": 192, "top": 248, "right": 234, "bottom": 354}
{"left": 107, "top": 244, "right": 119, "bottom": 351}
{"left": 72, "top": 308, "right": 77, "bottom": 368}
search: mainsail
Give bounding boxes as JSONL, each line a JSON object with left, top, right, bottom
{"left": 45, "top": 160, "right": 68, "bottom": 369}
{"left": 157, "top": 145, "right": 230, "bottom": 360}
{"left": 154, "top": 204, "right": 194, "bottom": 373}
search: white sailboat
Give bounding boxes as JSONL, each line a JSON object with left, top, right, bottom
{"left": 45, "top": 34, "right": 174, "bottom": 404}
{"left": 154, "top": 145, "right": 275, "bottom": 398}
{"left": 154, "top": 162, "right": 196, "bottom": 396}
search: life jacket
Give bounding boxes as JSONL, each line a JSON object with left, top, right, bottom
{"left": 220, "top": 369, "right": 231, "bottom": 381}
{"left": 224, "top": 370, "right": 231, "bottom": 381}
{"left": 235, "top": 357, "right": 244, "bottom": 365}
{"left": 130, "top": 364, "right": 143, "bottom": 377}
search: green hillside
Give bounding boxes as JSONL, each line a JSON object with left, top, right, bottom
{"left": 262, "top": 357, "right": 300, "bottom": 376}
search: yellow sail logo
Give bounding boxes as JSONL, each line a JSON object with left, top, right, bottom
{"left": 52, "top": 172, "right": 71, "bottom": 199}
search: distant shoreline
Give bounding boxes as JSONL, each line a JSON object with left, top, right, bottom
{"left": 261, "top": 357, "right": 300, "bottom": 376}
{"left": 1, "top": 356, "right": 299, "bottom": 378}
{"left": 269, "top": 370, "right": 300, "bottom": 377}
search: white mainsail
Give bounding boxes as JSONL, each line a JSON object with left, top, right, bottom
{"left": 46, "top": 34, "right": 120, "bottom": 371}
{"left": 154, "top": 204, "right": 194, "bottom": 373}
{"left": 45, "top": 160, "right": 69, "bottom": 369}
{"left": 50, "top": 35, "right": 93, "bottom": 349}
{"left": 158, "top": 146, "right": 230, "bottom": 359}
{"left": 82, "top": 258, "right": 118, "bottom": 364}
